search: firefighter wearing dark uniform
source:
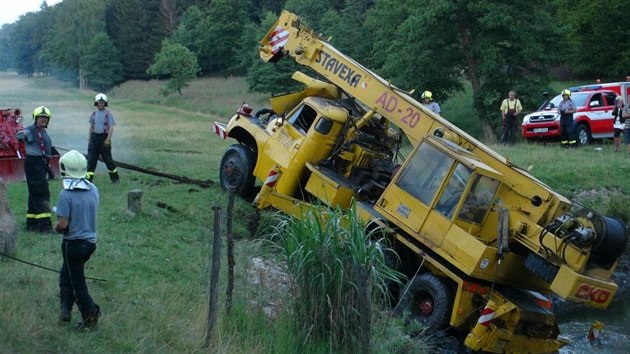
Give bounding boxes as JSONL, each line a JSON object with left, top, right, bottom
{"left": 558, "top": 89, "right": 577, "bottom": 147}
{"left": 16, "top": 106, "right": 54, "bottom": 232}
{"left": 87, "top": 93, "right": 119, "bottom": 183}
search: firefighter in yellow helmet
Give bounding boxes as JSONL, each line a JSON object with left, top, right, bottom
{"left": 558, "top": 89, "right": 577, "bottom": 147}
{"left": 87, "top": 93, "right": 120, "bottom": 183}
{"left": 16, "top": 106, "right": 54, "bottom": 232}
{"left": 421, "top": 91, "right": 441, "bottom": 114}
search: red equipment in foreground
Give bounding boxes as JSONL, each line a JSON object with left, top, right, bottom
{"left": 0, "top": 108, "right": 59, "bottom": 181}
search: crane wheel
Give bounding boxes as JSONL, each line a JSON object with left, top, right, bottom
{"left": 395, "top": 273, "right": 453, "bottom": 329}
{"left": 219, "top": 144, "right": 256, "bottom": 198}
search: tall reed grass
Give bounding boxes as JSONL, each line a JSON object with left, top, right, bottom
{"left": 266, "top": 203, "right": 405, "bottom": 352}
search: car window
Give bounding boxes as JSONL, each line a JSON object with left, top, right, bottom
{"left": 397, "top": 143, "right": 453, "bottom": 206}
{"left": 435, "top": 163, "right": 471, "bottom": 219}
{"left": 589, "top": 93, "right": 603, "bottom": 107}
{"left": 547, "top": 92, "right": 607, "bottom": 110}
{"left": 571, "top": 93, "right": 590, "bottom": 107}
{"left": 549, "top": 95, "right": 563, "bottom": 108}
{"left": 457, "top": 175, "right": 499, "bottom": 225}
{"left": 604, "top": 92, "right": 617, "bottom": 106}
{"left": 286, "top": 104, "right": 317, "bottom": 134}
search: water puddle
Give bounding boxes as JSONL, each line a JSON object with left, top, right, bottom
{"left": 558, "top": 300, "right": 630, "bottom": 354}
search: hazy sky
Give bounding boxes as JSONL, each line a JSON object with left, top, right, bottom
{"left": 1, "top": 0, "right": 63, "bottom": 27}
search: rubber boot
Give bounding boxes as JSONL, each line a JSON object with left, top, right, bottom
{"left": 109, "top": 171, "right": 120, "bottom": 184}
{"left": 38, "top": 218, "right": 53, "bottom": 234}
{"left": 614, "top": 137, "right": 621, "bottom": 152}
{"left": 77, "top": 304, "right": 100, "bottom": 331}
{"left": 59, "top": 287, "right": 74, "bottom": 322}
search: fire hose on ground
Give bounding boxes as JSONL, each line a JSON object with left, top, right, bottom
{"left": 54, "top": 146, "right": 215, "bottom": 188}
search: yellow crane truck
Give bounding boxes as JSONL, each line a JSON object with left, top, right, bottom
{"left": 213, "top": 11, "right": 627, "bottom": 353}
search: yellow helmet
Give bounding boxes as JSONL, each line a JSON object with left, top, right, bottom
{"left": 421, "top": 91, "right": 433, "bottom": 100}
{"left": 32, "top": 106, "right": 52, "bottom": 120}
{"left": 561, "top": 89, "right": 571, "bottom": 97}
{"left": 60, "top": 150, "right": 88, "bottom": 179}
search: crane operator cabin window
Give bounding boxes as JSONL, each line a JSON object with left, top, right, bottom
{"left": 287, "top": 104, "right": 317, "bottom": 134}
{"left": 396, "top": 143, "right": 453, "bottom": 206}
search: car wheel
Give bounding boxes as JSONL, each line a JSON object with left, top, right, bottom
{"left": 395, "top": 273, "right": 453, "bottom": 328}
{"left": 576, "top": 124, "right": 590, "bottom": 145}
{"left": 219, "top": 144, "right": 256, "bottom": 197}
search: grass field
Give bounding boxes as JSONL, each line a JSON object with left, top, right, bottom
{"left": 1, "top": 71, "right": 629, "bottom": 353}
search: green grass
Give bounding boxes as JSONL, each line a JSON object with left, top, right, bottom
{"left": 1, "top": 72, "right": 629, "bottom": 353}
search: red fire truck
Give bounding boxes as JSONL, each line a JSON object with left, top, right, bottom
{"left": 521, "top": 82, "right": 630, "bottom": 145}
{"left": 0, "top": 108, "right": 59, "bottom": 181}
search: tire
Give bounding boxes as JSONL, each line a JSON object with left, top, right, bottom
{"left": 576, "top": 124, "right": 590, "bottom": 145}
{"left": 219, "top": 144, "right": 256, "bottom": 197}
{"left": 524, "top": 253, "right": 558, "bottom": 283}
{"left": 395, "top": 273, "right": 453, "bottom": 329}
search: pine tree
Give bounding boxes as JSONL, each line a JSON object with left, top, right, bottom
{"left": 108, "top": 0, "right": 169, "bottom": 79}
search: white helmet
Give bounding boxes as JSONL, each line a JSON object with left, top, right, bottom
{"left": 60, "top": 150, "right": 88, "bottom": 179}
{"left": 94, "top": 93, "right": 108, "bottom": 106}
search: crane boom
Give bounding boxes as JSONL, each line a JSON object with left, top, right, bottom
{"left": 259, "top": 10, "right": 568, "bottom": 225}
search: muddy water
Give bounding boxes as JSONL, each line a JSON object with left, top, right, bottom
{"left": 558, "top": 299, "right": 630, "bottom": 353}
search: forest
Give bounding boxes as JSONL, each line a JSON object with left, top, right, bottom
{"left": 1, "top": 0, "right": 629, "bottom": 140}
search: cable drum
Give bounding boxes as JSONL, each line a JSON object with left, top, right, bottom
{"left": 576, "top": 209, "right": 628, "bottom": 268}
{"left": 592, "top": 215, "right": 627, "bottom": 267}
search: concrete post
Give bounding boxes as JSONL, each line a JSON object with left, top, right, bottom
{"left": 127, "top": 189, "right": 143, "bottom": 214}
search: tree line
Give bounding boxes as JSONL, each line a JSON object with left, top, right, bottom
{"left": 1, "top": 0, "right": 629, "bottom": 140}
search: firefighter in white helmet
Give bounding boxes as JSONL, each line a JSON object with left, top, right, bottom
{"left": 16, "top": 106, "right": 54, "bottom": 233}
{"left": 55, "top": 150, "right": 101, "bottom": 329}
{"left": 87, "top": 93, "right": 120, "bottom": 183}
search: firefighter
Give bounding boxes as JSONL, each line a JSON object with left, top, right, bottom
{"left": 16, "top": 106, "right": 54, "bottom": 233}
{"left": 558, "top": 89, "right": 577, "bottom": 147}
{"left": 87, "top": 93, "right": 120, "bottom": 183}
{"left": 421, "top": 91, "right": 441, "bottom": 114}
{"left": 55, "top": 150, "right": 101, "bottom": 329}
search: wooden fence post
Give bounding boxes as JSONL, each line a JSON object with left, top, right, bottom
{"left": 225, "top": 188, "right": 235, "bottom": 314}
{"left": 204, "top": 207, "right": 222, "bottom": 347}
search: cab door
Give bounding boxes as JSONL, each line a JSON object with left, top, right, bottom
{"left": 375, "top": 141, "right": 455, "bottom": 246}
{"left": 587, "top": 92, "right": 614, "bottom": 136}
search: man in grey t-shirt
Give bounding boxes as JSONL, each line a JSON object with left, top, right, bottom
{"left": 87, "top": 93, "right": 120, "bottom": 183}
{"left": 55, "top": 150, "right": 101, "bottom": 330}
